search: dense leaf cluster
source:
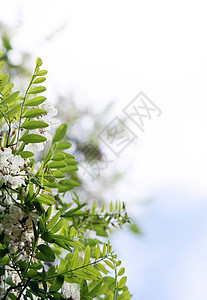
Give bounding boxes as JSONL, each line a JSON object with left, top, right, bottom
{"left": 0, "top": 55, "right": 131, "bottom": 299}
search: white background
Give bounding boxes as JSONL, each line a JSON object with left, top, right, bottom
{"left": 1, "top": 1, "right": 207, "bottom": 299}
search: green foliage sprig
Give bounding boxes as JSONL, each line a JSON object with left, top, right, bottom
{"left": 0, "top": 54, "right": 131, "bottom": 299}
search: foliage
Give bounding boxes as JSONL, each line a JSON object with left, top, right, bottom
{"left": 0, "top": 24, "right": 142, "bottom": 236}
{"left": 0, "top": 55, "right": 131, "bottom": 299}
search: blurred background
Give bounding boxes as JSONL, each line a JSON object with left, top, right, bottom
{"left": 1, "top": 1, "right": 207, "bottom": 299}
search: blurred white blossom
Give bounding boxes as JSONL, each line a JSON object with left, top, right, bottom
{"left": 62, "top": 282, "right": 80, "bottom": 300}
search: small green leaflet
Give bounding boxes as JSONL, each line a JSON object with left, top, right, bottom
{"left": 35, "top": 193, "right": 55, "bottom": 205}
{"left": 1, "top": 91, "right": 20, "bottom": 104}
{"left": 97, "top": 263, "right": 108, "bottom": 274}
{"left": 36, "top": 57, "right": 42, "bottom": 67}
{"left": 46, "top": 211, "right": 60, "bottom": 230}
{"left": 24, "top": 108, "right": 46, "bottom": 118}
{"left": 33, "top": 77, "right": 46, "bottom": 84}
{"left": 20, "top": 134, "right": 47, "bottom": 143}
{"left": 21, "top": 120, "right": 49, "bottom": 129}
{"left": 59, "top": 166, "right": 78, "bottom": 173}
{"left": 36, "top": 70, "right": 48, "bottom": 76}
{"left": 96, "top": 244, "right": 100, "bottom": 260}
{"left": 49, "top": 274, "right": 64, "bottom": 292}
{"left": 50, "top": 218, "right": 64, "bottom": 234}
{"left": 48, "top": 161, "right": 67, "bottom": 169}
{"left": 59, "top": 179, "right": 80, "bottom": 187}
{"left": 118, "top": 276, "right": 127, "bottom": 289}
{"left": 52, "top": 153, "right": 65, "bottom": 161}
{"left": 83, "top": 245, "right": 90, "bottom": 265}
{"left": 52, "top": 171, "right": 65, "bottom": 178}
{"left": 53, "top": 123, "right": 67, "bottom": 142}
{"left": 19, "top": 151, "right": 34, "bottom": 158}
{"left": 28, "top": 86, "right": 46, "bottom": 94}
{"left": 25, "top": 96, "right": 46, "bottom": 106}
{"left": 87, "top": 281, "right": 102, "bottom": 298}
{"left": 118, "top": 267, "right": 125, "bottom": 276}
{"left": 36, "top": 244, "right": 55, "bottom": 262}
{"left": 70, "top": 249, "right": 79, "bottom": 269}
{"left": 105, "top": 260, "right": 114, "bottom": 269}
{"left": 56, "top": 141, "right": 71, "bottom": 150}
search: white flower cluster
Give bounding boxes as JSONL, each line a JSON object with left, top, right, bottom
{"left": 31, "top": 102, "right": 60, "bottom": 151}
{"left": 0, "top": 147, "right": 28, "bottom": 189}
{"left": 0, "top": 205, "right": 38, "bottom": 261}
{"left": 62, "top": 282, "right": 80, "bottom": 300}
{"left": 84, "top": 229, "right": 96, "bottom": 239}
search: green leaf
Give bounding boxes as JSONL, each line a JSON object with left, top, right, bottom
{"left": 35, "top": 193, "right": 55, "bottom": 205}
{"left": 58, "top": 258, "right": 68, "bottom": 274}
{"left": 0, "top": 249, "right": 8, "bottom": 257}
{"left": 20, "top": 134, "right": 47, "bottom": 143}
{"left": 59, "top": 179, "right": 80, "bottom": 187}
{"left": 41, "top": 231, "right": 54, "bottom": 243}
{"left": 46, "top": 265, "right": 56, "bottom": 278}
{"left": 0, "top": 51, "right": 3, "bottom": 58}
{"left": 7, "top": 103, "right": 21, "bottom": 117}
{"left": 106, "top": 291, "right": 114, "bottom": 300}
{"left": 21, "top": 120, "right": 49, "bottom": 129}
{"left": 105, "top": 260, "right": 115, "bottom": 269}
{"left": 107, "top": 241, "right": 111, "bottom": 253}
{"left": 36, "top": 57, "right": 42, "bottom": 67}
{"left": 53, "top": 170, "right": 65, "bottom": 178}
{"left": 85, "top": 265, "right": 102, "bottom": 278}
{"left": 53, "top": 123, "right": 67, "bottom": 142}
{"left": 52, "top": 153, "right": 65, "bottom": 161}
{"left": 97, "top": 263, "right": 108, "bottom": 275}
{"left": 118, "top": 291, "right": 131, "bottom": 300}
{"left": 103, "top": 243, "right": 106, "bottom": 256}
{"left": 36, "top": 244, "right": 55, "bottom": 262}
{"left": 19, "top": 151, "right": 34, "bottom": 158}
{"left": 44, "top": 148, "right": 53, "bottom": 165}
{"left": 45, "top": 206, "right": 52, "bottom": 222}
{"left": 87, "top": 281, "right": 102, "bottom": 298}
{"left": 50, "top": 218, "right": 64, "bottom": 234}
{"left": 25, "top": 96, "right": 47, "bottom": 106}
{"left": 118, "top": 276, "right": 127, "bottom": 289}
{"left": 70, "top": 249, "right": 79, "bottom": 270}
{"left": 84, "top": 245, "right": 90, "bottom": 265}
{"left": 6, "top": 276, "right": 15, "bottom": 287}
{"left": 1, "top": 91, "right": 20, "bottom": 104}
{"left": 81, "top": 280, "right": 89, "bottom": 296}
{"left": 49, "top": 274, "right": 64, "bottom": 292}
{"left": 29, "top": 281, "right": 39, "bottom": 294}
{"left": 46, "top": 211, "right": 60, "bottom": 230}
{"left": 33, "top": 77, "right": 46, "bottom": 84}
{"left": 0, "top": 74, "right": 8, "bottom": 92}
{"left": 53, "top": 238, "right": 71, "bottom": 251}
{"left": 36, "top": 70, "right": 48, "bottom": 76}
{"left": 56, "top": 141, "right": 71, "bottom": 150}
{"left": 59, "top": 166, "right": 78, "bottom": 173}
{"left": 24, "top": 108, "right": 46, "bottom": 118}
{"left": 29, "top": 86, "right": 46, "bottom": 94}
{"left": 48, "top": 161, "right": 67, "bottom": 169}
{"left": 118, "top": 268, "right": 125, "bottom": 276}
{"left": 95, "top": 244, "right": 100, "bottom": 260}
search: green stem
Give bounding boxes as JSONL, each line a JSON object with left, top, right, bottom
{"left": 114, "top": 265, "right": 118, "bottom": 300}
{"left": 15, "top": 68, "right": 37, "bottom": 151}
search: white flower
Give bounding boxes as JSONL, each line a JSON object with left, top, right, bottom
{"left": 0, "top": 205, "right": 38, "bottom": 260}
{"left": 62, "top": 282, "right": 80, "bottom": 300}
{"left": 0, "top": 147, "right": 26, "bottom": 189}
{"left": 84, "top": 229, "right": 96, "bottom": 239}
